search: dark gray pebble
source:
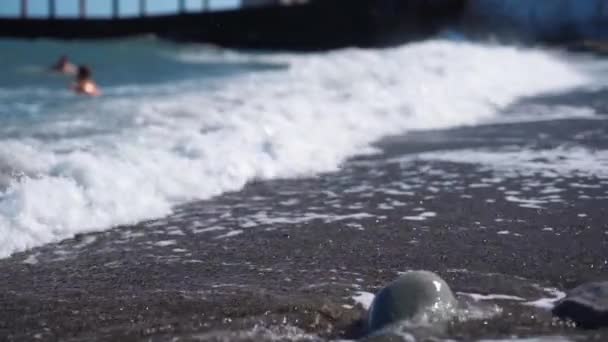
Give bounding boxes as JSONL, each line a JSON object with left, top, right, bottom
{"left": 553, "top": 281, "right": 608, "bottom": 329}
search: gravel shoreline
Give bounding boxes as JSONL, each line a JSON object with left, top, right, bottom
{"left": 1, "top": 115, "right": 607, "bottom": 341}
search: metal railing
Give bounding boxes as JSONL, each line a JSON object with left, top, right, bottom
{"left": 16, "top": 0, "right": 218, "bottom": 19}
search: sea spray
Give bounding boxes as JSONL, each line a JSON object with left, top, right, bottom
{"left": 0, "top": 40, "right": 589, "bottom": 257}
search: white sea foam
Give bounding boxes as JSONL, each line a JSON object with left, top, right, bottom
{"left": 478, "top": 337, "right": 574, "bottom": 342}
{"left": 403, "top": 211, "right": 437, "bottom": 221}
{"left": 153, "top": 240, "right": 177, "bottom": 247}
{"left": 523, "top": 287, "right": 566, "bottom": 310}
{"left": 352, "top": 291, "right": 375, "bottom": 310}
{"left": 417, "top": 146, "right": 608, "bottom": 179}
{"left": 215, "top": 230, "right": 243, "bottom": 239}
{"left": 0, "top": 41, "right": 590, "bottom": 257}
{"left": 458, "top": 292, "right": 525, "bottom": 302}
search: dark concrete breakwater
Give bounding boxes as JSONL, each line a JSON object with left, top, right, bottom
{"left": 3, "top": 0, "right": 608, "bottom": 50}
{"left": 0, "top": 0, "right": 465, "bottom": 50}
{"left": 1, "top": 90, "right": 608, "bottom": 341}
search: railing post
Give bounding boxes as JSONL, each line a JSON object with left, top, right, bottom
{"left": 140, "top": 0, "right": 146, "bottom": 17}
{"left": 203, "top": 0, "right": 209, "bottom": 11}
{"left": 21, "top": 0, "right": 28, "bottom": 19}
{"left": 179, "top": 0, "right": 186, "bottom": 13}
{"left": 113, "top": 0, "right": 119, "bottom": 19}
{"left": 49, "top": 0, "right": 55, "bottom": 18}
{"left": 79, "top": 0, "right": 86, "bottom": 19}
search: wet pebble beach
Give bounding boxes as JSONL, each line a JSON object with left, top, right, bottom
{"left": 2, "top": 90, "right": 608, "bottom": 341}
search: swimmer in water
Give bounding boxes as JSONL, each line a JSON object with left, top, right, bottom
{"left": 72, "top": 65, "right": 101, "bottom": 97}
{"left": 51, "top": 55, "right": 77, "bottom": 75}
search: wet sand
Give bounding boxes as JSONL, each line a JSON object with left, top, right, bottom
{"left": 1, "top": 108, "right": 608, "bottom": 340}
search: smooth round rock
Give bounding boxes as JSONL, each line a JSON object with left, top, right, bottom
{"left": 367, "top": 270, "right": 457, "bottom": 332}
{"left": 553, "top": 281, "right": 608, "bottom": 329}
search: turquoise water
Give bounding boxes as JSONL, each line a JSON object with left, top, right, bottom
{"left": 0, "top": 38, "right": 282, "bottom": 133}
{"left": 0, "top": 38, "right": 277, "bottom": 89}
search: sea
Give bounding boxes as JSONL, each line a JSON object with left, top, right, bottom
{"left": 1, "top": 36, "right": 608, "bottom": 341}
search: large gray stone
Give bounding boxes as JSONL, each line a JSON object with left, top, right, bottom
{"left": 553, "top": 281, "right": 608, "bottom": 329}
{"left": 367, "top": 270, "right": 457, "bottom": 332}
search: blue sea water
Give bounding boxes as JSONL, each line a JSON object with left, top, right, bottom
{"left": 0, "top": 37, "right": 605, "bottom": 258}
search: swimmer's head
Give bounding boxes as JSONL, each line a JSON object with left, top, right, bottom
{"left": 53, "top": 55, "right": 71, "bottom": 71}
{"left": 77, "top": 65, "right": 92, "bottom": 80}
